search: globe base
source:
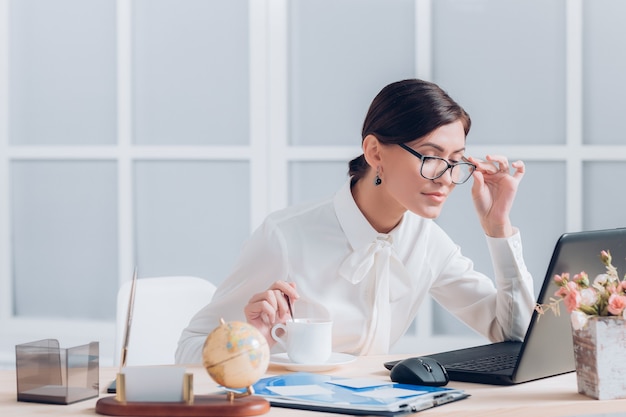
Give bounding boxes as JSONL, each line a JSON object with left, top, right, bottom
{"left": 95, "top": 393, "right": 270, "bottom": 416}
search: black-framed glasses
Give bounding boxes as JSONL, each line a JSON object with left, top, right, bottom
{"left": 398, "top": 143, "right": 476, "bottom": 184}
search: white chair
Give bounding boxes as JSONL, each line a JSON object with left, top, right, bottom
{"left": 113, "top": 276, "right": 216, "bottom": 366}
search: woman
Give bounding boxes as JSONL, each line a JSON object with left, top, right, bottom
{"left": 175, "top": 79, "right": 535, "bottom": 364}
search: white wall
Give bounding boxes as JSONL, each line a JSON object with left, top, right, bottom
{"left": 2, "top": 0, "right": 626, "bottom": 368}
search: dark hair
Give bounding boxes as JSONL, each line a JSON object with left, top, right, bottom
{"left": 349, "top": 79, "right": 471, "bottom": 183}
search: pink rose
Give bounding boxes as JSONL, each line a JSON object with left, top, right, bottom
{"left": 573, "top": 272, "right": 589, "bottom": 287}
{"left": 600, "top": 250, "right": 612, "bottom": 265}
{"left": 554, "top": 287, "right": 567, "bottom": 298}
{"left": 563, "top": 282, "right": 581, "bottom": 313}
{"left": 607, "top": 294, "right": 626, "bottom": 316}
{"left": 554, "top": 273, "right": 569, "bottom": 285}
{"left": 606, "top": 283, "right": 619, "bottom": 294}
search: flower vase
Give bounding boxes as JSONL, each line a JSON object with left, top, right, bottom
{"left": 572, "top": 316, "right": 626, "bottom": 400}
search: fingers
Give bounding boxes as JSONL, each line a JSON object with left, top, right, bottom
{"left": 468, "top": 156, "right": 498, "bottom": 175}
{"left": 274, "top": 280, "right": 299, "bottom": 301}
{"left": 244, "top": 280, "right": 299, "bottom": 325}
{"left": 511, "top": 160, "right": 525, "bottom": 180}
{"left": 245, "top": 290, "right": 280, "bottom": 324}
{"left": 470, "top": 168, "right": 484, "bottom": 194}
{"left": 468, "top": 155, "right": 524, "bottom": 180}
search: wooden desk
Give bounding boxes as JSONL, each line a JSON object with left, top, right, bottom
{"left": 2, "top": 354, "right": 626, "bottom": 416}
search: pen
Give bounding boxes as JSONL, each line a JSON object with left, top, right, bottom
{"left": 284, "top": 293, "right": 294, "bottom": 321}
{"left": 284, "top": 275, "right": 295, "bottom": 321}
{"left": 119, "top": 267, "right": 138, "bottom": 372}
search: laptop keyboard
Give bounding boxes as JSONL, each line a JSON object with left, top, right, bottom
{"left": 446, "top": 353, "right": 518, "bottom": 372}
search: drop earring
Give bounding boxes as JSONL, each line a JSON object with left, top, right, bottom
{"left": 374, "top": 168, "right": 382, "bottom": 186}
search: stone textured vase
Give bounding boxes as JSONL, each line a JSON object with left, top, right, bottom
{"left": 572, "top": 316, "right": 626, "bottom": 400}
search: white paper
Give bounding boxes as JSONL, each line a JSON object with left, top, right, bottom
{"left": 353, "top": 387, "right": 428, "bottom": 399}
{"left": 267, "top": 384, "right": 334, "bottom": 396}
{"left": 326, "top": 377, "right": 392, "bottom": 389}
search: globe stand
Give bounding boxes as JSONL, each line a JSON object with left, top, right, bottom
{"left": 95, "top": 394, "right": 270, "bottom": 416}
{"left": 96, "top": 375, "right": 269, "bottom": 417}
{"left": 226, "top": 386, "right": 254, "bottom": 402}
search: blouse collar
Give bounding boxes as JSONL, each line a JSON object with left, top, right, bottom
{"left": 333, "top": 179, "right": 406, "bottom": 252}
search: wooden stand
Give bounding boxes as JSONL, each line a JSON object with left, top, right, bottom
{"left": 95, "top": 394, "right": 270, "bottom": 416}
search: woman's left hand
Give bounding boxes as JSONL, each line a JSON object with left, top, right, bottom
{"left": 467, "top": 155, "right": 525, "bottom": 238}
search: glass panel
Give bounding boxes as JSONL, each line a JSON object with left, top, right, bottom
{"left": 11, "top": 161, "right": 118, "bottom": 320}
{"left": 9, "top": 0, "right": 117, "bottom": 145}
{"left": 133, "top": 0, "right": 249, "bottom": 145}
{"left": 289, "top": 0, "right": 415, "bottom": 146}
{"left": 583, "top": 162, "right": 626, "bottom": 230}
{"left": 289, "top": 161, "right": 349, "bottom": 206}
{"left": 134, "top": 161, "right": 250, "bottom": 286}
{"left": 434, "top": 161, "right": 566, "bottom": 335}
{"left": 432, "top": 0, "right": 566, "bottom": 145}
{"left": 582, "top": 0, "right": 626, "bottom": 145}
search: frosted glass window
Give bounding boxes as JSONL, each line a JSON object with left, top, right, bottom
{"left": 134, "top": 161, "right": 250, "bottom": 285}
{"left": 9, "top": 0, "right": 117, "bottom": 145}
{"left": 11, "top": 161, "right": 118, "bottom": 320}
{"left": 133, "top": 0, "right": 249, "bottom": 145}
{"left": 583, "top": 162, "right": 626, "bottom": 230}
{"left": 582, "top": 0, "right": 626, "bottom": 145}
{"left": 289, "top": 0, "right": 415, "bottom": 146}
{"left": 434, "top": 161, "right": 566, "bottom": 335}
{"left": 432, "top": 0, "right": 566, "bottom": 145}
{"left": 289, "top": 161, "right": 350, "bottom": 206}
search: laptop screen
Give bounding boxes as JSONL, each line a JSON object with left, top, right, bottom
{"left": 514, "top": 227, "right": 626, "bottom": 383}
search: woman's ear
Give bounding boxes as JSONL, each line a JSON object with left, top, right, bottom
{"left": 362, "top": 134, "right": 383, "bottom": 167}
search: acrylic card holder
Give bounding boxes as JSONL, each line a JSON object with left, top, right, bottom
{"left": 115, "top": 366, "right": 193, "bottom": 403}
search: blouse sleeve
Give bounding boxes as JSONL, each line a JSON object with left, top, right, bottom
{"left": 428, "top": 229, "right": 535, "bottom": 343}
{"left": 175, "top": 218, "right": 289, "bottom": 364}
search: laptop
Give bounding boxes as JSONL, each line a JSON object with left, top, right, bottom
{"left": 385, "top": 227, "right": 626, "bottom": 385}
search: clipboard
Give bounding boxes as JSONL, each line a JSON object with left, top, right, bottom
{"left": 249, "top": 372, "right": 469, "bottom": 416}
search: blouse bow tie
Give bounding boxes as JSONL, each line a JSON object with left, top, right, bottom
{"left": 338, "top": 234, "right": 412, "bottom": 355}
{"left": 338, "top": 234, "right": 409, "bottom": 287}
{"left": 339, "top": 234, "right": 394, "bottom": 284}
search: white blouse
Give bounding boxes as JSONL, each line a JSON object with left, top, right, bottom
{"left": 175, "top": 180, "right": 536, "bottom": 364}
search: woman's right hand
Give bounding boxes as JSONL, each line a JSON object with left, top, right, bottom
{"left": 244, "top": 280, "right": 299, "bottom": 346}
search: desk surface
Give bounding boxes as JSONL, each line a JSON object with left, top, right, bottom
{"left": 3, "top": 354, "right": 626, "bottom": 417}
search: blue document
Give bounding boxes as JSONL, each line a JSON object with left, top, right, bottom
{"left": 251, "top": 372, "right": 469, "bottom": 416}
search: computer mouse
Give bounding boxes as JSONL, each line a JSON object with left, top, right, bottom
{"left": 389, "top": 357, "right": 449, "bottom": 387}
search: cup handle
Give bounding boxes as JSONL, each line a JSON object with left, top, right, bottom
{"left": 270, "top": 323, "right": 288, "bottom": 351}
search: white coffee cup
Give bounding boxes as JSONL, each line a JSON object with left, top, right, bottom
{"left": 271, "top": 318, "right": 332, "bottom": 364}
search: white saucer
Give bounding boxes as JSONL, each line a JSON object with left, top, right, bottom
{"left": 269, "top": 352, "right": 356, "bottom": 372}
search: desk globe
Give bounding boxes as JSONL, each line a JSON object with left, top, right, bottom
{"left": 203, "top": 319, "right": 270, "bottom": 398}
